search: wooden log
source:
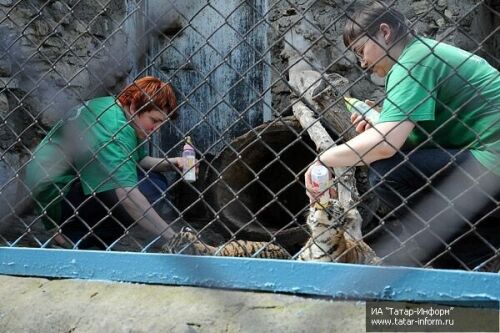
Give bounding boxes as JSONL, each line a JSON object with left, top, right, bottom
{"left": 289, "top": 70, "right": 362, "bottom": 239}
{"left": 283, "top": 19, "right": 363, "bottom": 240}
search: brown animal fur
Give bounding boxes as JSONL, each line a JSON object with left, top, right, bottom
{"left": 299, "top": 201, "right": 380, "bottom": 264}
{"left": 165, "top": 227, "right": 291, "bottom": 259}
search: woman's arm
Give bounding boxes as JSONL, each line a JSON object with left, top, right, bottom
{"left": 304, "top": 120, "right": 414, "bottom": 201}
{"left": 139, "top": 156, "right": 183, "bottom": 172}
{"left": 115, "top": 187, "right": 176, "bottom": 241}
{"left": 318, "top": 120, "right": 415, "bottom": 167}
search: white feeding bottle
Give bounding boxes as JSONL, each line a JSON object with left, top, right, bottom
{"left": 310, "top": 164, "right": 331, "bottom": 209}
{"left": 182, "top": 136, "right": 196, "bottom": 182}
{"left": 344, "top": 96, "right": 380, "bottom": 124}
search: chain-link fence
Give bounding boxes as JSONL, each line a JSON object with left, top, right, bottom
{"left": 0, "top": 0, "right": 498, "bottom": 273}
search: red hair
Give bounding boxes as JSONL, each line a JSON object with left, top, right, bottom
{"left": 117, "top": 76, "right": 178, "bottom": 119}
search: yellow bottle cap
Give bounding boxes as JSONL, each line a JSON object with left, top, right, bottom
{"left": 344, "top": 96, "right": 359, "bottom": 113}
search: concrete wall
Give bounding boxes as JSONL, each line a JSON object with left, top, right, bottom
{"left": 0, "top": 275, "right": 366, "bottom": 333}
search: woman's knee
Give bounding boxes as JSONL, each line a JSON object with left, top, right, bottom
{"left": 368, "top": 157, "right": 409, "bottom": 210}
{"left": 368, "top": 159, "right": 392, "bottom": 188}
{"left": 137, "top": 170, "right": 169, "bottom": 204}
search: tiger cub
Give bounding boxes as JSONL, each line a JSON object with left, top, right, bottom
{"left": 478, "top": 256, "right": 500, "bottom": 273}
{"left": 299, "top": 201, "right": 380, "bottom": 264}
{"left": 165, "top": 227, "right": 291, "bottom": 259}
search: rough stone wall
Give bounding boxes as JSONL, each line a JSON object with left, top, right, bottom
{"left": 0, "top": 0, "right": 127, "bottom": 126}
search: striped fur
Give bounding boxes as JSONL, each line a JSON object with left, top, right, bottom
{"left": 299, "top": 201, "right": 380, "bottom": 264}
{"left": 479, "top": 256, "right": 500, "bottom": 273}
{"left": 166, "top": 227, "right": 291, "bottom": 259}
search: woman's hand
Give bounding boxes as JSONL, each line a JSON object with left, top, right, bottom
{"left": 364, "top": 99, "right": 381, "bottom": 111}
{"left": 170, "top": 157, "right": 200, "bottom": 175}
{"left": 304, "top": 161, "right": 337, "bottom": 206}
{"left": 351, "top": 112, "right": 371, "bottom": 133}
{"left": 140, "top": 156, "right": 200, "bottom": 174}
{"left": 169, "top": 157, "right": 184, "bottom": 171}
{"left": 304, "top": 162, "right": 315, "bottom": 203}
{"left": 350, "top": 99, "right": 381, "bottom": 133}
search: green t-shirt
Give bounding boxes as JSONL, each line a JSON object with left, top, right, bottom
{"left": 380, "top": 37, "right": 500, "bottom": 175}
{"left": 25, "top": 96, "right": 147, "bottom": 229}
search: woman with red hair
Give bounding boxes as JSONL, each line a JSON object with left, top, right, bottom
{"left": 26, "top": 76, "right": 184, "bottom": 249}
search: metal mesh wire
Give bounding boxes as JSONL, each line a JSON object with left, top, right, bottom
{"left": 0, "top": 0, "right": 498, "bottom": 272}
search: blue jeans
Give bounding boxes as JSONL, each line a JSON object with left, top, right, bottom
{"left": 137, "top": 169, "right": 172, "bottom": 207}
{"left": 368, "top": 149, "right": 500, "bottom": 268}
{"left": 60, "top": 170, "right": 172, "bottom": 249}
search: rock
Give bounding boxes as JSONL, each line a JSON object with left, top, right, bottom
{"left": 0, "top": 77, "right": 19, "bottom": 90}
{"left": 412, "top": 1, "right": 429, "bottom": 15}
{"left": 0, "top": 92, "right": 8, "bottom": 114}
{"left": 74, "top": 21, "right": 88, "bottom": 34}
{"left": 41, "top": 36, "right": 64, "bottom": 50}
{"left": 272, "top": 79, "right": 290, "bottom": 94}
{"left": 0, "top": 153, "right": 20, "bottom": 233}
{"left": 438, "top": 0, "right": 447, "bottom": 8}
{"left": 32, "top": 19, "right": 53, "bottom": 37}
{"left": 0, "top": 29, "right": 15, "bottom": 75}
{"left": 453, "top": 32, "right": 478, "bottom": 52}
{"left": 436, "top": 27, "right": 456, "bottom": 43}
{"left": 89, "top": 17, "right": 108, "bottom": 38}
{"left": 0, "top": 57, "right": 11, "bottom": 76}
{"left": 370, "top": 73, "right": 385, "bottom": 87}
{"left": 50, "top": 1, "right": 71, "bottom": 25}
{"left": 0, "top": 0, "right": 14, "bottom": 6}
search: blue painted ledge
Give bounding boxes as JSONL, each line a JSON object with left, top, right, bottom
{"left": 1, "top": 247, "right": 498, "bottom": 302}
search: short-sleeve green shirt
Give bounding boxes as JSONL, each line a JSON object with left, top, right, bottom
{"left": 25, "top": 96, "right": 147, "bottom": 228}
{"left": 379, "top": 37, "right": 500, "bottom": 175}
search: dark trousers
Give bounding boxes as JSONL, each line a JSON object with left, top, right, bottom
{"left": 60, "top": 170, "right": 171, "bottom": 249}
{"left": 368, "top": 149, "right": 500, "bottom": 269}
